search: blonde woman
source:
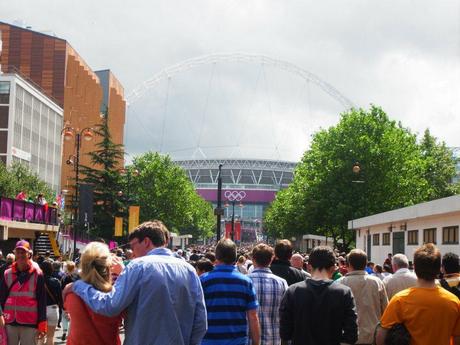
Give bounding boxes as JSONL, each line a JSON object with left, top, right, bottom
{"left": 236, "top": 255, "right": 248, "bottom": 274}
{"left": 64, "top": 242, "right": 122, "bottom": 345}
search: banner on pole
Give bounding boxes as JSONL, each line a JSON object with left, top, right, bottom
{"left": 114, "top": 217, "right": 123, "bottom": 237}
{"left": 225, "top": 222, "right": 231, "bottom": 239}
{"left": 129, "top": 206, "right": 140, "bottom": 233}
{"left": 235, "top": 221, "right": 241, "bottom": 241}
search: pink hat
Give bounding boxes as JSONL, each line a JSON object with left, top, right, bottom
{"left": 15, "top": 240, "right": 31, "bottom": 252}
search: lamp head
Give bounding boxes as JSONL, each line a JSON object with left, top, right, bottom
{"left": 352, "top": 162, "right": 361, "bottom": 174}
{"left": 82, "top": 129, "right": 93, "bottom": 141}
{"left": 63, "top": 129, "right": 74, "bottom": 141}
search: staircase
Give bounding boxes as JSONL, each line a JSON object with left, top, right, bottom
{"left": 34, "top": 232, "right": 60, "bottom": 258}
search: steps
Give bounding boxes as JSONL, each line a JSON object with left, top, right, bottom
{"left": 34, "top": 232, "right": 60, "bottom": 258}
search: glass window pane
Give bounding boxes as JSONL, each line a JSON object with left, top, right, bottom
{"left": 0, "top": 131, "right": 7, "bottom": 153}
{"left": 0, "top": 81, "right": 10, "bottom": 104}
{"left": 0, "top": 106, "right": 8, "bottom": 128}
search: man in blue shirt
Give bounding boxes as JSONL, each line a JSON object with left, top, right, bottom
{"left": 200, "top": 239, "right": 260, "bottom": 345}
{"left": 72, "top": 220, "right": 207, "bottom": 345}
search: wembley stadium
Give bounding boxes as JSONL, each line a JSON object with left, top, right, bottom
{"left": 174, "top": 158, "right": 296, "bottom": 241}
{"left": 125, "top": 53, "right": 353, "bottom": 241}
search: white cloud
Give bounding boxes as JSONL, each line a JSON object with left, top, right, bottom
{"left": 2, "top": 0, "right": 459, "bottom": 161}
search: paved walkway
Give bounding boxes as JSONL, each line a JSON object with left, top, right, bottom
{"left": 53, "top": 325, "right": 125, "bottom": 344}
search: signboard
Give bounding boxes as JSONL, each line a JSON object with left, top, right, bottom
{"left": 11, "top": 147, "right": 31, "bottom": 162}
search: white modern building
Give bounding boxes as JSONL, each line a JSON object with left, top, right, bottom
{"left": 295, "top": 234, "right": 343, "bottom": 253}
{"left": 0, "top": 73, "right": 63, "bottom": 191}
{"left": 350, "top": 195, "right": 460, "bottom": 265}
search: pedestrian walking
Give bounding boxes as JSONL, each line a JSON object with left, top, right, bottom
{"left": 280, "top": 246, "right": 358, "bottom": 345}
{"left": 248, "top": 244, "right": 287, "bottom": 345}
{"left": 200, "top": 239, "right": 260, "bottom": 345}
{"left": 71, "top": 221, "right": 207, "bottom": 345}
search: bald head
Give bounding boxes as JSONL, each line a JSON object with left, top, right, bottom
{"left": 290, "top": 253, "right": 304, "bottom": 269}
{"left": 392, "top": 254, "right": 409, "bottom": 270}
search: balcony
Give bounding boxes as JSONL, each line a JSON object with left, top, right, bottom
{"left": 0, "top": 196, "right": 60, "bottom": 241}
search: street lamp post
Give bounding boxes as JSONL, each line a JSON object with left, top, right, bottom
{"left": 214, "top": 164, "right": 223, "bottom": 241}
{"left": 62, "top": 125, "right": 94, "bottom": 260}
{"left": 350, "top": 161, "right": 365, "bottom": 246}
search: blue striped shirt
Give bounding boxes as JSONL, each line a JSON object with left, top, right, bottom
{"left": 200, "top": 264, "right": 258, "bottom": 345}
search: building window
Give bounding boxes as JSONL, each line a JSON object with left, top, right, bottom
{"left": 443, "top": 226, "right": 459, "bottom": 245}
{"left": 423, "top": 228, "right": 437, "bottom": 244}
{"left": 407, "top": 230, "right": 418, "bottom": 245}
{"left": 382, "top": 233, "right": 390, "bottom": 246}
{"left": 373, "top": 233, "right": 380, "bottom": 246}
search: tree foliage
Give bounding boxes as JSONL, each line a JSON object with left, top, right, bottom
{"left": 264, "top": 106, "right": 459, "bottom": 249}
{"left": 80, "top": 113, "right": 125, "bottom": 239}
{"left": 0, "top": 162, "right": 55, "bottom": 202}
{"left": 130, "top": 152, "right": 215, "bottom": 239}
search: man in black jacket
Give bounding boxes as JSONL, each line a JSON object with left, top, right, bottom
{"left": 270, "top": 240, "right": 308, "bottom": 286}
{"left": 280, "top": 246, "right": 358, "bottom": 345}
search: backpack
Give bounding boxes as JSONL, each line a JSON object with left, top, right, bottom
{"left": 439, "top": 278, "right": 460, "bottom": 299}
{"left": 385, "top": 323, "right": 411, "bottom": 345}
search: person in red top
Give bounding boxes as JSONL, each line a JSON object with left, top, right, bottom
{"left": 64, "top": 242, "right": 122, "bottom": 345}
{"left": 0, "top": 240, "right": 47, "bottom": 345}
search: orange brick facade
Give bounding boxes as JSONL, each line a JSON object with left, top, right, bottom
{"left": 0, "top": 21, "right": 126, "bottom": 196}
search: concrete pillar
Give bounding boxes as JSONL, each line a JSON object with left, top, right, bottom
{"left": 0, "top": 225, "right": 8, "bottom": 241}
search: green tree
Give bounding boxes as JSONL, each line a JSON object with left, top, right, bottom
{"left": 130, "top": 152, "right": 215, "bottom": 239}
{"left": 80, "top": 113, "right": 125, "bottom": 239}
{"left": 0, "top": 161, "right": 55, "bottom": 201}
{"left": 264, "top": 106, "right": 458, "bottom": 250}
{"left": 420, "top": 129, "right": 459, "bottom": 199}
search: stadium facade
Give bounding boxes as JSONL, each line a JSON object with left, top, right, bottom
{"left": 175, "top": 158, "right": 296, "bottom": 242}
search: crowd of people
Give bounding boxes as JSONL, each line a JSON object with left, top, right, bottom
{"left": 1, "top": 220, "right": 460, "bottom": 345}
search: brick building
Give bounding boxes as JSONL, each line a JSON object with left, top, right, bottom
{"left": 0, "top": 21, "right": 126, "bottom": 194}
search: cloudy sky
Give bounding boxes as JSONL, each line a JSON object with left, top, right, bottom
{"left": 2, "top": 0, "right": 459, "bottom": 162}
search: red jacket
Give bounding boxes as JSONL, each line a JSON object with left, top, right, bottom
{"left": 64, "top": 292, "right": 122, "bottom": 345}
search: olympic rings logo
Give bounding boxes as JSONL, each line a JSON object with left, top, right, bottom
{"left": 224, "top": 190, "right": 247, "bottom": 201}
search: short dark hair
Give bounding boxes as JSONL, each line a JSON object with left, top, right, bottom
{"left": 274, "top": 239, "right": 293, "bottom": 261}
{"left": 308, "top": 246, "right": 336, "bottom": 270}
{"left": 414, "top": 243, "right": 441, "bottom": 281}
{"left": 442, "top": 252, "right": 460, "bottom": 274}
{"left": 252, "top": 244, "right": 274, "bottom": 267}
{"left": 204, "top": 252, "right": 216, "bottom": 263}
{"left": 39, "top": 260, "right": 53, "bottom": 276}
{"left": 196, "top": 259, "right": 214, "bottom": 273}
{"left": 128, "top": 220, "right": 169, "bottom": 247}
{"left": 215, "top": 239, "right": 237, "bottom": 264}
{"left": 347, "top": 249, "right": 367, "bottom": 270}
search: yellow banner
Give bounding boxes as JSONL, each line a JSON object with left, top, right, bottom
{"left": 129, "top": 206, "right": 140, "bottom": 233}
{"left": 114, "top": 217, "right": 123, "bottom": 237}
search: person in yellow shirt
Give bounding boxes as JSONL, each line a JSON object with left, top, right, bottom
{"left": 376, "top": 243, "right": 460, "bottom": 345}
